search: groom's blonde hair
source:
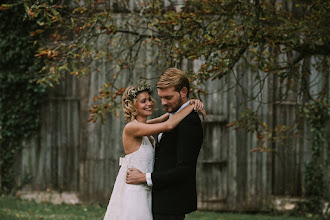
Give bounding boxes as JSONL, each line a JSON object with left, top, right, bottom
{"left": 156, "top": 68, "right": 190, "bottom": 97}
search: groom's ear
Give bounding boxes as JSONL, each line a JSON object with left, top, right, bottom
{"left": 180, "top": 87, "right": 188, "bottom": 98}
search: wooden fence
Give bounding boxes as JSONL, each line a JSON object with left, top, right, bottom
{"left": 13, "top": 1, "right": 329, "bottom": 211}
{"left": 15, "top": 57, "right": 329, "bottom": 211}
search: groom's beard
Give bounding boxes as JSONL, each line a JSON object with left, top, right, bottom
{"left": 164, "top": 95, "right": 184, "bottom": 113}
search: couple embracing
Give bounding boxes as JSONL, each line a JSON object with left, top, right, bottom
{"left": 103, "top": 68, "right": 205, "bottom": 220}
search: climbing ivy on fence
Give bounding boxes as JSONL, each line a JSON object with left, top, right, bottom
{"left": 302, "top": 98, "right": 330, "bottom": 217}
{"left": 0, "top": 1, "right": 46, "bottom": 193}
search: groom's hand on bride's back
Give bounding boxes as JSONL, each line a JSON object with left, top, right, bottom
{"left": 126, "top": 168, "right": 147, "bottom": 184}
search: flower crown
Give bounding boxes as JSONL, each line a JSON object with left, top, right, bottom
{"left": 128, "top": 82, "right": 153, "bottom": 100}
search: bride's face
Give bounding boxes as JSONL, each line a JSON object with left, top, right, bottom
{"left": 134, "top": 91, "right": 154, "bottom": 117}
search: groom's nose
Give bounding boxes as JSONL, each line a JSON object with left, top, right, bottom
{"left": 161, "top": 98, "right": 167, "bottom": 106}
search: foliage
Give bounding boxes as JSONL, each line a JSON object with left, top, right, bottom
{"left": 227, "top": 107, "right": 297, "bottom": 152}
{"left": 301, "top": 98, "right": 330, "bottom": 217}
{"left": 0, "top": 196, "right": 312, "bottom": 220}
{"left": 0, "top": 0, "right": 46, "bottom": 193}
{"left": 15, "top": 0, "right": 329, "bottom": 123}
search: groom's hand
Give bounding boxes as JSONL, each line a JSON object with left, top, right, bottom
{"left": 126, "top": 168, "right": 147, "bottom": 184}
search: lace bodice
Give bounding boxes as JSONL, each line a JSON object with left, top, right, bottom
{"left": 120, "top": 136, "right": 155, "bottom": 191}
{"left": 120, "top": 136, "right": 155, "bottom": 172}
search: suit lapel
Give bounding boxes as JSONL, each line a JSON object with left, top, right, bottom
{"left": 159, "top": 131, "right": 171, "bottom": 143}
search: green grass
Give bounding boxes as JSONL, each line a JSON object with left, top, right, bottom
{"left": 0, "top": 196, "right": 310, "bottom": 220}
{"left": 187, "top": 211, "right": 309, "bottom": 220}
{"left": 0, "top": 196, "right": 104, "bottom": 220}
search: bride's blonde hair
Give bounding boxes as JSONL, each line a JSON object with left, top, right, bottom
{"left": 122, "top": 83, "right": 155, "bottom": 122}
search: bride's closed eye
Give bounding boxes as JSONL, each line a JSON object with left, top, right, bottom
{"left": 141, "top": 97, "right": 153, "bottom": 103}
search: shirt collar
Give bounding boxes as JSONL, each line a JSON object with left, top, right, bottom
{"left": 169, "top": 101, "right": 190, "bottom": 118}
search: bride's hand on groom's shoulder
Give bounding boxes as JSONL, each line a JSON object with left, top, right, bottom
{"left": 126, "top": 168, "right": 147, "bottom": 185}
{"left": 199, "top": 109, "right": 206, "bottom": 120}
{"left": 189, "top": 99, "right": 206, "bottom": 120}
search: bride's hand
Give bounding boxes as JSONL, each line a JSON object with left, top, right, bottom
{"left": 161, "top": 113, "right": 170, "bottom": 121}
{"left": 199, "top": 108, "right": 206, "bottom": 120}
{"left": 189, "top": 99, "right": 206, "bottom": 119}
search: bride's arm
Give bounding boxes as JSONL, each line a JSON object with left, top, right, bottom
{"left": 124, "top": 104, "right": 195, "bottom": 137}
{"left": 146, "top": 113, "right": 170, "bottom": 124}
{"left": 147, "top": 99, "right": 205, "bottom": 124}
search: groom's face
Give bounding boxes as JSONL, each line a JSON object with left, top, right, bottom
{"left": 157, "top": 86, "right": 184, "bottom": 113}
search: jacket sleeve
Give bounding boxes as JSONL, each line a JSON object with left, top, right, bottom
{"left": 151, "top": 113, "right": 203, "bottom": 190}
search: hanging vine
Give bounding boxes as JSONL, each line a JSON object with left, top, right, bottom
{"left": 302, "top": 98, "right": 330, "bottom": 217}
{"left": 0, "top": 1, "right": 46, "bottom": 193}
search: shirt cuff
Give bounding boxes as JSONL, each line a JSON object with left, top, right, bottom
{"left": 146, "top": 173, "right": 153, "bottom": 186}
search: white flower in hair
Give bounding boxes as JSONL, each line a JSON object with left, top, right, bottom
{"left": 129, "top": 89, "right": 138, "bottom": 98}
{"left": 128, "top": 83, "right": 152, "bottom": 100}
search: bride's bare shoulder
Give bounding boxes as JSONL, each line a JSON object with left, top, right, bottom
{"left": 125, "top": 120, "right": 139, "bottom": 126}
{"left": 124, "top": 120, "right": 140, "bottom": 132}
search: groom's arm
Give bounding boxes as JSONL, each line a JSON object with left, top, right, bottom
{"left": 126, "top": 169, "right": 153, "bottom": 185}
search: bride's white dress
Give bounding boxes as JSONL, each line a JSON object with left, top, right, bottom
{"left": 103, "top": 136, "right": 155, "bottom": 220}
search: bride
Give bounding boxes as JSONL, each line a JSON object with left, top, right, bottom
{"left": 103, "top": 82, "right": 205, "bottom": 220}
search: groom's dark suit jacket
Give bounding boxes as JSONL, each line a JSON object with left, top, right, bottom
{"left": 152, "top": 111, "right": 203, "bottom": 215}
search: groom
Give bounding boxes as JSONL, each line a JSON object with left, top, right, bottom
{"left": 127, "top": 68, "right": 204, "bottom": 220}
